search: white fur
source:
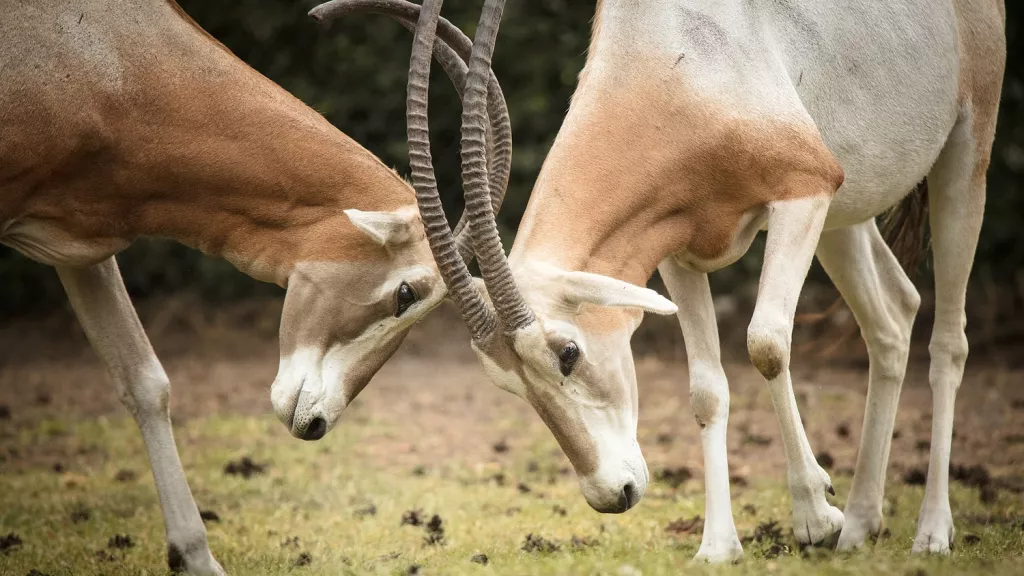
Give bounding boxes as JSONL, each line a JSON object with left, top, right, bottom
{"left": 817, "top": 221, "right": 921, "bottom": 549}
{"left": 593, "top": 0, "right": 960, "bottom": 229}
{"left": 748, "top": 196, "right": 845, "bottom": 545}
{"left": 577, "top": 403, "right": 649, "bottom": 512}
{"left": 477, "top": 304, "right": 650, "bottom": 513}
{"left": 56, "top": 258, "right": 224, "bottom": 576}
{"left": 272, "top": 262, "right": 445, "bottom": 436}
{"left": 658, "top": 259, "right": 743, "bottom": 562}
{"left": 578, "top": 0, "right": 997, "bottom": 559}
{"left": 560, "top": 268, "right": 678, "bottom": 315}
{"left": 912, "top": 109, "right": 983, "bottom": 554}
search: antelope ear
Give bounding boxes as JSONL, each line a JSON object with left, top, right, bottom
{"left": 345, "top": 207, "right": 422, "bottom": 247}
{"left": 561, "top": 270, "right": 678, "bottom": 315}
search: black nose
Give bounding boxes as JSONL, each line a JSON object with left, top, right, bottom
{"left": 621, "top": 482, "right": 638, "bottom": 510}
{"left": 299, "top": 417, "right": 327, "bottom": 441}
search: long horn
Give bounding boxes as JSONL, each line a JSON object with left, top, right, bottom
{"left": 460, "top": 0, "right": 535, "bottom": 333}
{"left": 403, "top": 0, "right": 497, "bottom": 341}
{"left": 309, "top": 0, "right": 512, "bottom": 264}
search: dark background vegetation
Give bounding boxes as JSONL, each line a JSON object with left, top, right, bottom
{"left": 2, "top": 0, "right": 1022, "bottom": 321}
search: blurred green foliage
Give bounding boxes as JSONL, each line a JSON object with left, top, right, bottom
{"left": 2, "top": 1, "right": 1022, "bottom": 317}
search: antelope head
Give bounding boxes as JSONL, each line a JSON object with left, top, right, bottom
{"left": 271, "top": 206, "right": 445, "bottom": 441}
{"left": 405, "top": 0, "right": 677, "bottom": 513}
{"left": 272, "top": 0, "right": 514, "bottom": 441}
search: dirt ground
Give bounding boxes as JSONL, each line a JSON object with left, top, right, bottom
{"left": 1, "top": 299, "right": 1023, "bottom": 575}
{"left": 2, "top": 299, "right": 1023, "bottom": 482}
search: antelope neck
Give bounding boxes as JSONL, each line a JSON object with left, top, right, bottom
{"left": 511, "top": 6, "right": 840, "bottom": 286}
{"left": 1, "top": 0, "right": 411, "bottom": 285}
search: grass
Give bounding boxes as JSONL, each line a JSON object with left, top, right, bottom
{"left": 1, "top": 414, "right": 1022, "bottom": 576}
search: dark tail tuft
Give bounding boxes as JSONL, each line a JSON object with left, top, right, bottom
{"left": 880, "top": 179, "right": 930, "bottom": 278}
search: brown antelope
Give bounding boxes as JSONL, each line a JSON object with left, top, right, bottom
{"left": 1, "top": 1, "right": 510, "bottom": 573}
{"left": 327, "top": 0, "right": 1005, "bottom": 563}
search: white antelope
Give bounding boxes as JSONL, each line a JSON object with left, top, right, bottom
{"left": 1, "top": 1, "right": 510, "bottom": 573}
{"left": 343, "top": 0, "right": 1005, "bottom": 562}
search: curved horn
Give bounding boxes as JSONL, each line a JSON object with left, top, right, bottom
{"left": 460, "top": 0, "right": 535, "bottom": 333}
{"left": 309, "top": 0, "right": 512, "bottom": 264}
{"left": 402, "top": 0, "right": 497, "bottom": 341}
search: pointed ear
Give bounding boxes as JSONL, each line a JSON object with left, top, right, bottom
{"left": 561, "top": 270, "right": 678, "bottom": 315}
{"left": 344, "top": 207, "right": 422, "bottom": 247}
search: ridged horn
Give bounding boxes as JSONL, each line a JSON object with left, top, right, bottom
{"left": 403, "top": 0, "right": 498, "bottom": 341}
{"left": 459, "top": 0, "right": 535, "bottom": 333}
{"left": 309, "top": 0, "right": 512, "bottom": 264}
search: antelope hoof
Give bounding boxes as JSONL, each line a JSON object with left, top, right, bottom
{"left": 792, "top": 502, "right": 844, "bottom": 547}
{"left": 912, "top": 510, "right": 955, "bottom": 555}
{"left": 693, "top": 536, "right": 744, "bottom": 564}
{"left": 168, "top": 543, "right": 226, "bottom": 576}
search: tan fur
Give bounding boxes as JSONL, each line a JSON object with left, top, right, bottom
{"left": 0, "top": 0, "right": 414, "bottom": 285}
{"left": 277, "top": 250, "right": 438, "bottom": 360}
{"left": 954, "top": 0, "right": 1007, "bottom": 182}
{"left": 513, "top": 60, "right": 843, "bottom": 290}
{"left": 498, "top": 0, "right": 1003, "bottom": 549}
{"left": 526, "top": 383, "right": 600, "bottom": 477}
{"left": 2, "top": 6, "right": 445, "bottom": 568}
{"left": 503, "top": 50, "right": 841, "bottom": 477}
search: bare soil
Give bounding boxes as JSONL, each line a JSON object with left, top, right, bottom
{"left": 1, "top": 298, "right": 1023, "bottom": 488}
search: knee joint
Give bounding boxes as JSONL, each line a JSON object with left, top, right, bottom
{"left": 747, "top": 325, "right": 789, "bottom": 381}
{"left": 865, "top": 327, "right": 912, "bottom": 381}
{"left": 115, "top": 367, "right": 171, "bottom": 417}
{"left": 689, "top": 371, "right": 728, "bottom": 428}
{"left": 883, "top": 280, "right": 921, "bottom": 343}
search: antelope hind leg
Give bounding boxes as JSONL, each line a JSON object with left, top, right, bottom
{"left": 816, "top": 220, "right": 920, "bottom": 549}
{"left": 912, "top": 114, "right": 987, "bottom": 555}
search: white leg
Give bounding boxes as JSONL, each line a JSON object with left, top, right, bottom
{"left": 659, "top": 259, "right": 742, "bottom": 563}
{"left": 748, "top": 195, "right": 843, "bottom": 546}
{"left": 57, "top": 258, "right": 225, "bottom": 576}
{"left": 816, "top": 221, "right": 920, "bottom": 549}
{"left": 912, "top": 117, "right": 986, "bottom": 555}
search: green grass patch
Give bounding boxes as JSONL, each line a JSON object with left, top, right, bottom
{"left": 1, "top": 415, "right": 1022, "bottom": 575}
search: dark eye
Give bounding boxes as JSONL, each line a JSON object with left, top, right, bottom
{"left": 558, "top": 342, "right": 580, "bottom": 376}
{"left": 395, "top": 282, "right": 417, "bottom": 317}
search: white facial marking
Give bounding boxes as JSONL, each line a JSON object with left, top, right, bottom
{"left": 487, "top": 268, "right": 652, "bottom": 513}
{"left": 272, "top": 261, "right": 445, "bottom": 437}
{"left": 270, "top": 346, "right": 320, "bottom": 426}
{"left": 472, "top": 342, "right": 524, "bottom": 397}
